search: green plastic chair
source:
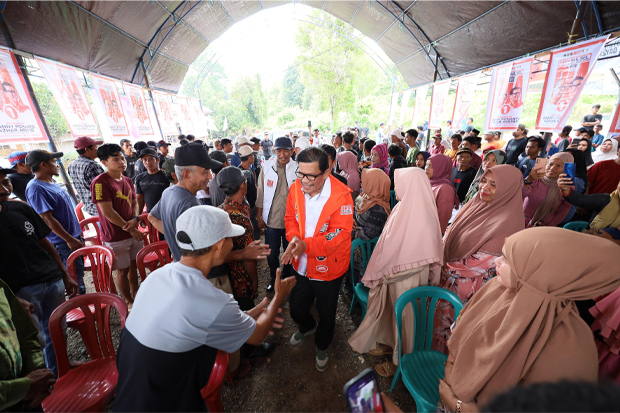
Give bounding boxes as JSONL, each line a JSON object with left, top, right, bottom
{"left": 563, "top": 221, "right": 589, "bottom": 232}
{"left": 349, "top": 236, "right": 379, "bottom": 321}
{"left": 390, "top": 286, "right": 463, "bottom": 412}
{"left": 390, "top": 190, "right": 398, "bottom": 209}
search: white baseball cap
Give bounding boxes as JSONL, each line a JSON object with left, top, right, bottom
{"left": 390, "top": 128, "right": 404, "bottom": 140}
{"left": 238, "top": 146, "right": 254, "bottom": 157}
{"left": 176, "top": 206, "right": 245, "bottom": 251}
{"left": 237, "top": 137, "right": 252, "bottom": 146}
{"left": 295, "top": 137, "right": 311, "bottom": 150}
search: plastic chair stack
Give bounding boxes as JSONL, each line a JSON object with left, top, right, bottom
{"left": 42, "top": 293, "right": 128, "bottom": 413}
{"left": 349, "top": 236, "right": 379, "bottom": 321}
{"left": 563, "top": 221, "right": 589, "bottom": 232}
{"left": 390, "top": 286, "right": 463, "bottom": 412}
{"left": 200, "top": 350, "right": 233, "bottom": 412}
{"left": 137, "top": 240, "right": 172, "bottom": 281}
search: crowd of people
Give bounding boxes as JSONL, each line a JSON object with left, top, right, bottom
{"left": 1, "top": 107, "right": 620, "bottom": 412}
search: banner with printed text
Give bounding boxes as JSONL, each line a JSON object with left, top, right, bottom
{"left": 188, "top": 97, "right": 206, "bottom": 135}
{"left": 484, "top": 58, "right": 533, "bottom": 131}
{"left": 176, "top": 97, "right": 193, "bottom": 134}
{"left": 152, "top": 91, "right": 177, "bottom": 135}
{"left": 536, "top": 36, "right": 610, "bottom": 132}
{"left": 0, "top": 47, "right": 47, "bottom": 143}
{"left": 123, "top": 83, "right": 154, "bottom": 136}
{"left": 90, "top": 74, "right": 129, "bottom": 137}
{"left": 36, "top": 57, "right": 99, "bottom": 137}
{"left": 398, "top": 89, "right": 413, "bottom": 126}
{"left": 452, "top": 72, "right": 479, "bottom": 128}
{"left": 411, "top": 85, "right": 428, "bottom": 128}
{"left": 429, "top": 79, "right": 451, "bottom": 129}
{"left": 608, "top": 104, "right": 620, "bottom": 136}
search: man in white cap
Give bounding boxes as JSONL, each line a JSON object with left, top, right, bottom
{"left": 230, "top": 137, "right": 253, "bottom": 167}
{"left": 114, "top": 206, "right": 296, "bottom": 412}
{"left": 294, "top": 136, "right": 311, "bottom": 157}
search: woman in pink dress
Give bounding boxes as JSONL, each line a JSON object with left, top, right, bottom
{"left": 590, "top": 286, "right": 620, "bottom": 383}
{"left": 432, "top": 165, "right": 525, "bottom": 354}
{"left": 426, "top": 154, "right": 459, "bottom": 234}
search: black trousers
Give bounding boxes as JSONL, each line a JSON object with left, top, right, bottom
{"left": 289, "top": 271, "right": 343, "bottom": 351}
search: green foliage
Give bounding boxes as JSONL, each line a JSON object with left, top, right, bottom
{"left": 277, "top": 110, "right": 295, "bottom": 125}
{"left": 31, "top": 81, "right": 70, "bottom": 137}
{"left": 282, "top": 65, "right": 305, "bottom": 108}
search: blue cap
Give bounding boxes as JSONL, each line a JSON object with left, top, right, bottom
{"left": 8, "top": 151, "right": 28, "bottom": 167}
{"left": 273, "top": 137, "right": 293, "bottom": 150}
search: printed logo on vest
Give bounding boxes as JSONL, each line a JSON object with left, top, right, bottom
{"left": 325, "top": 229, "right": 342, "bottom": 241}
{"left": 319, "top": 223, "right": 328, "bottom": 233}
{"left": 316, "top": 265, "right": 328, "bottom": 273}
{"left": 341, "top": 204, "right": 353, "bottom": 215}
{"left": 267, "top": 179, "right": 274, "bottom": 188}
{"left": 316, "top": 256, "right": 326, "bottom": 261}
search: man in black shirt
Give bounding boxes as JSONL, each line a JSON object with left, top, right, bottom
{"left": 133, "top": 142, "right": 149, "bottom": 179}
{"left": 156, "top": 140, "right": 171, "bottom": 169}
{"left": 0, "top": 167, "right": 78, "bottom": 375}
{"left": 7, "top": 151, "right": 33, "bottom": 201}
{"left": 505, "top": 124, "right": 529, "bottom": 165}
{"left": 121, "top": 138, "right": 138, "bottom": 180}
{"left": 135, "top": 148, "right": 169, "bottom": 214}
{"left": 452, "top": 148, "right": 477, "bottom": 203}
{"left": 581, "top": 104, "right": 602, "bottom": 133}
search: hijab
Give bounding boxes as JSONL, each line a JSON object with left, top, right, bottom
{"left": 370, "top": 143, "right": 389, "bottom": 174}
{"left": 464, "top": 150, "right": 507, "bottom": 204}
{"left": 356, "top": 168, "right": 391, "bottom": 216}
{"left": 362, "top": 167, "right": 443, "bottom": 288}
{"left": 417, "top": 151, "right": 431, "bottom": 168}
{"left": 566, "top": 147, "right": 588, "bottom": 187}
{"left": 443, "top": 165, "right": 524, "bottom": 262}
{"left": 448, "top": 227, "right": 620, "bottom": 404}
{"left": 581, "top": 138, "right": 594, "bottom": 166}
{"left": 528, "top": 152, "right": 573, "bottom": 227}
{"left": 337, "top": 151, "right": 360, "bottom": 193}
{"left": 592, "top": 138, "right": 619, "bottom": 164}
{"left": 428, "top": 153, "right": 460, "bottom": 207}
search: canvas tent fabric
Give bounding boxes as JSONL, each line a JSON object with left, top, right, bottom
{"left": 2, "top": 1, "right": 619, "bottom": 93}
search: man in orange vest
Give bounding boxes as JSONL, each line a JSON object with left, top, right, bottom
{"left": 282, "top": 146, "right": 354, "bottom": 372}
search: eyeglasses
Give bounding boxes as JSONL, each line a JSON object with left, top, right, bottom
{"left": 295, "top": 168, "right": 323, "bottom": 181}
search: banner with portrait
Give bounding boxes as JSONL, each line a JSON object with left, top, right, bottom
{"left": 36, "top": 57, "right": 99, "bottom": 137}
{"left": 452, "top": 72, "right": 479, "bottom": 128}
{"left": 428, "top": 79, "right": 451, "bottom": 129}
{"left": 123, "top": 83, "right": 154, "bottom": 136}
{"left": 484, "top": 58, "right": 533, "bottom": 131}
{"left": 608, "top": 104, "right": 620, "bottom": 136}
{"left": 411, "top": 84, "right": 428, "bottom": 128}
{"left": 536, "top": 36, "right": 609, "bottom": 132}
{"left": 90, "top": 74, "right": 129, "bottom": 137}
{"left": 0, "top": 47, "right": 47, "bottom": 143}
{"left": 152, "top": 91, "right": 177, "bottom": 135}
{"left": 176, "top": 97, "right": 194, "bottom": 134}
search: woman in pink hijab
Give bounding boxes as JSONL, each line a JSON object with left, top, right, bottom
{"left": 349, "top": 167, "right": 443, "bottom": 378}
{"left": 432, "top": 165, "right": 525, "bottom": 354}
{"left": 370, "top": 143, "right": 390, "bottom": 175}
{"left": 337, "top": 151, "right": 361, "bottom": 199}
{"left": 426, "top": 154, "right": 459, "bottom": 233}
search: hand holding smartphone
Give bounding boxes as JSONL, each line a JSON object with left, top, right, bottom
{"left": 533, "top": 158, "right": 547, "bottom": 173}
{"left": 563, "top": 162, "right": 576, "bottom": 180}
{"left": 344, "top": 369, "right": 385, "bottom": 413}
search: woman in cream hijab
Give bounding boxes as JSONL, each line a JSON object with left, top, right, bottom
{"left": 349, "top": 167, "right": 443, "bottom": 378}
{"left": 437, "top": 227, "right": 620, "bottom": 412}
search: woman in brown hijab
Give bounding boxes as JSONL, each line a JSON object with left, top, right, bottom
{"left": 437, "top": 227, "right": 620, "bottom": 412}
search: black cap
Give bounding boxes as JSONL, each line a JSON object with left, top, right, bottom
{"left": 456, "top": 147, "right": 473, "bottom": 156}
{"left": 274, "top": 137, "right": 293, "bottom": 150}
{"left": 576, "top": 127, "right": 587, "bottom": 133}
{"left": 134, "top": 141, "right": 149, "bottom": 151}
{"left": 147, "top": 140, "right": 157, "bottom": 148}
{"left": 250, "top": 137, "right": 261, "bottom": 145}
{"left": 209, "top": 150, "right": 228, "bottom": 164}
{"left": 139, "top": 148, "right": 158, "bottom": 158}
{"left": 471, "top": 128, "right": 480, "bottom": 135}
{"left": 25, "top": 149, "right": 63, "bottom": 168}
{"left": 175, "top": 142, "right": 221, "bottom": 170}
{"left": 217, "top": 166, "right": 252, "bottom": 190}
{"left": 0, "top": 167, "right": 15, "bottom": 175}
{"left": 156, "top": 140, "right": 169, "bottom": 148}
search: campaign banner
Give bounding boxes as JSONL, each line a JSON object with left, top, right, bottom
{"left": 608, "top": 104, "right": 620, "bottom": 135}
{"left": 176, "top": 97, "right": 193, "bottom": 134}
{"left": 411, "top": 84, "right": 429, "bottom": 128}
{"left": 484, "top": 58, "right": 533, "bottom": 131}
{"left": 536, "top": 36, "right": 610, "bottom": 132}
{"left": 187, "top": 98, "right": 206, "bottom": 134}
{"left": 0, "top": 47, "right": 47, "bottom": 143}
{"left": 429, "top": 79, "right": 451, "bottom": 129}
{"left": 452, "top": 73, "right": 479, "bottom": 128}
{"left": 123, "top": 83, "right": 154, "bottom": 136}
{"left": 152, "top": 91, "right": 177, "bottom": 135}
{"left": 398, "top": 89, "right": 413, "bottom": 126}
{"left": 90, "top": 74, "right": 129, "bottom": 137}
{"left": 36, "top": 57, "right": 99, "bottom": 137}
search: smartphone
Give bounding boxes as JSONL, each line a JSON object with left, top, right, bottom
{"left": 571, "top": 138, "right": 581, "bottom": 145}
{"left": 308, "top": 120, "right": 312, "bottom": 128}
{"left": 563, "top": 162, "right": 576, "bottom": 180}
{"left": 343, "top": 368, "right": 385, "bottom": 413}
{"left": 534, "top": 157, "right": 547, "bottom": 172}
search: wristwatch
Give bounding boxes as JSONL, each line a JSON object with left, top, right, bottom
{"left": 523, "top": 178, "right": 532, "bottom": 185}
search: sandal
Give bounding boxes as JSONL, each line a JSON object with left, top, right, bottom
{"left": 369, "top": 345, "right": 393, "bottom": 356}
{"left": 375, "top": 361, "right": 398, "bottom": 378}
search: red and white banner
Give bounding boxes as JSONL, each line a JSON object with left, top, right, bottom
{"left": 608, "top": 104, "right": 620, "bottom": 136}
{"left": 484, "top": 57, "right": 533, "bottom": 131}
{"left": 0, "top": 47, "right": 47, "bottom": 143}
{"left": 90, "top": 74, "right": 129, "bottom": 137}
{"left": 176, "top": 97, "right": 193, "bottom": 134}
{"left": 152, "top": 91, "right": 177, "bottom": 135}
{"left": 452, "top": 73, "right": 479, "bottom": 128}
{"left": 123, "top": 83, "right": 154, "bottom": 136}
{"left": 187, "top": 98, "right": 205, "bottom": 134}
{"left": 429, "top": 79, "right": 451, "bottom": 129}
{"left": 411, "top": 85, "right": 428, "bottom": 128}
{"left": 536, "top": 36, "right": 610, "bottom": 132}
{"left": 36, "top": 57, "right": 99, "bottom": 137}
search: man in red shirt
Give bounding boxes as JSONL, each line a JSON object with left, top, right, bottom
{"left": 587, "top": 146, "right": 620, "bottom": 195}
{"left": 91, "top": 143, "right": 144, "bottom": 309}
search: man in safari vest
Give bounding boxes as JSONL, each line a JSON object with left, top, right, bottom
{"left": 256, "top": 137, "right": 297, "bottom": 292}
{"left": 282, "top": 146, "right": 353, "bottom": 372}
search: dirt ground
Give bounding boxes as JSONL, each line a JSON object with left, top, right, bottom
{"left": 67, "top": 246, "right": 418, "bottom": 412}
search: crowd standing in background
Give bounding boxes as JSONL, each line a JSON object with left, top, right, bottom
{"left": 1, "top": 111, "right": 620, "bottom": 411}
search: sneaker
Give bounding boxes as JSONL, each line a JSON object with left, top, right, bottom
{"left": 316, "top": 348, "right": 329, "bottom": 372}
{"left": 289, "top": 325, "right": 317, "bottom": 347}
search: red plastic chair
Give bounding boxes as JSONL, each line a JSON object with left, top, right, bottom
{"left": 139, "top": 212, "right": 160, "bottom": 246}
{"left": 136, "top": 241, "right": 172, "bottom": 281}
{"left": 42, "top": 293, "right": 128, "bottom": 413}
{"left": 66, "top": 246, "right": 116, "bottom": 358}
{"left": 79, "top": 216, "right": 101, "bottom": 247}
{"left": 75, "top": 201, "right": 85, "bottom": 221}
{"left": 200, "top": 350, "right": 232, "bottom": 412}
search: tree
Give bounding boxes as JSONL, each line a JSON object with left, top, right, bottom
{"left": 31, "top": 81, "right": 70, "bottom": 137}
{"left": 282, "top": 65, "right": 305, "bottom": 108}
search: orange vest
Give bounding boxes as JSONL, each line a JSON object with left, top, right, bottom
{"left": 285, "top": 175, "right": 354, "bottom": 281}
